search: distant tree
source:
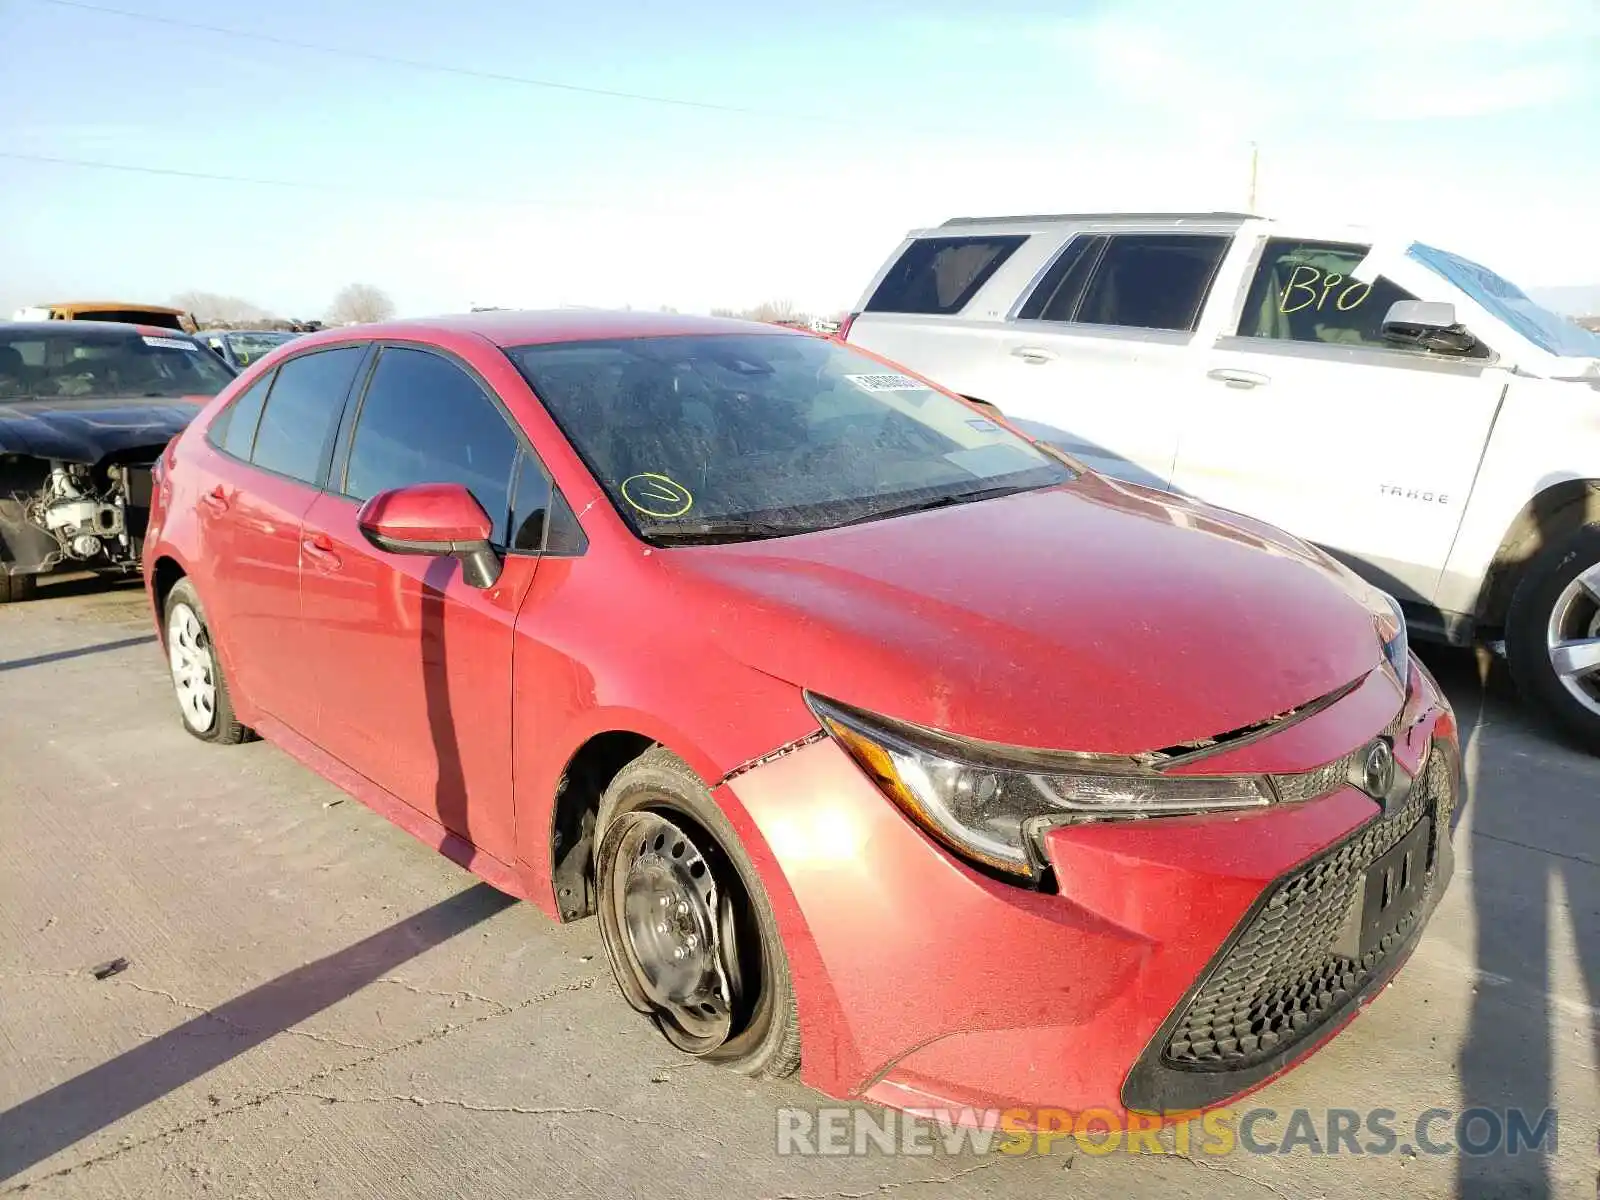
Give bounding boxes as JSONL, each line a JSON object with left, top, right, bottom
{"left": 327, "top": 283, "right": 395, "bottom": 325}
{"left": 748, "top": 298, "right": 799, "bottom": 324}
{"left": 173, "top": 290, "right": 269, "bottom": 328}
{"left": 710, "top": 306, "right": 739, "bottom": 318}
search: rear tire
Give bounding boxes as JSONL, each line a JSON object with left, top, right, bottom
{"left": 163, "top": 578, "right": 252, "bottom": 745}
{"left": 1505, "top": 524, "right": 1600, "bottom": 755}
{"left": 0, "top": 572, "right": 38, "bottom": 604}
{"left": 594, "top": 748, "right": 801, "bottom": 1078}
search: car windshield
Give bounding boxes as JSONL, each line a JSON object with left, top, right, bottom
{"left": 1408, "top": 243, "right": 1600, "bottom": 358}
{"left": 225, "top": 331, "right": 296, "bottom": 366}
{"left": 0, "top": 328, "right": 236, "bottom": 401}
{"left": 508, "top": 332, "right": 1072, "bottom": 543}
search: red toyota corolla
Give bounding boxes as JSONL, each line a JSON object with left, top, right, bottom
{"left": 143, "top": 311, "right": 1460, "bottom": 1119}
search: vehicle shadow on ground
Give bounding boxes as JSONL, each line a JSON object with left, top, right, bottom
{"left": 1421, "top": 645, "right": 1599, "bottom": 1199}
{"left": 0, "top": 634, "right": 156, "bottom": 672}
{"left": 0, "top": 883, "right": 512, "bottom": 1183}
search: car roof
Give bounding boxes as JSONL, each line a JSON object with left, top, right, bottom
{"left": 34, "top": 301, "right": 189, "bottom": 315}
{"left": 2, "top": 320, "right": 199, "bottom": 339}
{"left": 300, "top": 309, "right": 802, "bottom": 349}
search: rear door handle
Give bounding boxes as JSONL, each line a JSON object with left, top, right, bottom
{"left": 302, "top": 533, "right": 342, "bottom": 571}
{"left": 200, "top": 485, "right": 229, "bottom": 514}
{"left": 1010, "top": 345, "right": 1058, "bottom": 364}
{"left": 1207, "top": 368, "right": 1270, "bottom": 388}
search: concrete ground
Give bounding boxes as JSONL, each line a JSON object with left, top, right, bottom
{"left": 0, "top": 575, "right": 1595, "bottom": 1200}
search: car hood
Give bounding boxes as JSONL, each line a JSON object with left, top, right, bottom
{"left": 662, "top": 474, "right": 1388, "bottom": 755}
{"left": 0, "top": 395, "right": 206, "bottom": 463}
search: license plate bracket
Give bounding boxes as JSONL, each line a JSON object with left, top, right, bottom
{"left": 1355, "top": 816, "right": 1433, "bottom": 958}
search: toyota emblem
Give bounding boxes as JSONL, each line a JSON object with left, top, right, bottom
{"left": 1362, "top": 739, "right": 1396, "bottom": 801}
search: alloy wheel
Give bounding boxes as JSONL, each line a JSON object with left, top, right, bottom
{"left": 1546, "top": 561, "right": 1600, "bottom": 719}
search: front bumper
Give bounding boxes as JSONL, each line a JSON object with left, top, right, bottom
{"left": 721, "top": 657, "right": 1459, "bottom": 1120}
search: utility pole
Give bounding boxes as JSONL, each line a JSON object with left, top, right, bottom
{"left": 1248, "top": 142, "right": 1260, "bottom": 212}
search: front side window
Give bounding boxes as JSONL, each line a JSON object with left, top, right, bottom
{"left": 343, "top": 347, "right": 519, "bottom": 546}
{"left": 865, "top": 235, "right": 1027, "bottom": 315}
{"left": 509, "top": 333, "right": 1072, "bottom": 544}
{"left": 1068, "top": 234, "right": 1230, "bottom": 332}
{"left": 1238, "top": 239, "right": 1419, "bottom": 348}
{"left": 250, "top": 346, "right": 364, "bottom": 484}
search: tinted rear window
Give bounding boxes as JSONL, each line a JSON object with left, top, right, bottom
{"left": 865, "top": 236, "right": 1027, "bottom": 315}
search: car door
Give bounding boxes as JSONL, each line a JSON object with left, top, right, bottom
{"left": 982, "top": 231, "right": 1234, "bottom": 489}
{"left": 1170, "top": 233, "right": 1510, "bottom": 603}
{"left": 196, "top": 346, "right": 366, "bottom": 731}
{"left": 298, "top": 344, "right": 540, "bottom": 865}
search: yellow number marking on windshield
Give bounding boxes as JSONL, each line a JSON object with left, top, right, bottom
{"left": 620, "top": 473, "right": 694, "bottom": 518}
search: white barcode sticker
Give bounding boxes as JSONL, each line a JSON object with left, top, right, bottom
{"left": 843, "top": 373, "right": 930, "bottom": 393}
{"left": 142, "top": 335, "right": 198, "bottom": 351}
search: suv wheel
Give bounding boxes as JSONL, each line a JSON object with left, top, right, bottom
{"left": 1506, "top": 524, "right": 1600, "bottom": 753}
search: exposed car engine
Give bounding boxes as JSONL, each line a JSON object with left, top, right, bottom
{"left": 31, "top": 461, "right": 136, "bottom": 564}
{"left": 6, "top": 458, "right": 152, "bottom": 571}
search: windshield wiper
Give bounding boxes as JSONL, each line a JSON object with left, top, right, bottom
{"left": 646, "top": 519, "right": 811, "bottom": 546}
{"left": 828, "top": 482, "right": 1039, "bottom": 530}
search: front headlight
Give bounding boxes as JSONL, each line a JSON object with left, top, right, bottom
{"left": 1375, "top": 592, "right": 1411, "bottom": 692}
{"left": 808, "top": 695, "right": 1272, "bottom": 880}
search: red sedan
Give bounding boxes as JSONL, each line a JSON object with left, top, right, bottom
{"left": 143, "top": 311, "right": 1460, "bottom": 1120}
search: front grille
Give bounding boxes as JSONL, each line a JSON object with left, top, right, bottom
{"left": 1164, "top": 741, "right": 1451, "bottom": 1071}
{"left": 1269, "top": 708, "right": 1405, "bottom": 804}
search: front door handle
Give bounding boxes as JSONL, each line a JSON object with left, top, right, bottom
{"left": 1010, "top": 345, "right": 1058, "bottom": 364}
{"left": 200, "top": 485, "right": 229, "bottom": 514}
{"left": 1207, "top": 368, "right": 1270, "bottom": 388}
{"left": 302, "top": 533, "right": 342, "bottom": 572}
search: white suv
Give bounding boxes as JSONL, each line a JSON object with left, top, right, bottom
{"left": 846, "top": 212, "right": 1600, "bottom": 750}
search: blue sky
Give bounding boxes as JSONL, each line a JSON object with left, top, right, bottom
{"left": 1, "top": 0, "right": 1596, "bottom": 319}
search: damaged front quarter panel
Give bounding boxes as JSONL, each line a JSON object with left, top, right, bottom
{"left": 0, "top": 399, "right": 196, "bottom": 576}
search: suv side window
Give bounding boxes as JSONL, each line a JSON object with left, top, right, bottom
{"left": 1238, "top": 239, "right": 1419, "bottom": 348}
{"left": 208, "top": 370, "right": 273, "bottom": 460}
{"left": 1062, "top": 233, "right": 1230, "bottom": 332}
{"left": 343, "top": 346, "right": 520, "bottom": 547}
{"left": 1016, "top": 235, "right": 1107, "bottom": 322}
{"left": 865, "top": 235, "right": 1027, "bottom": 315}
{"left": 250, "top": 347, "right": 365, "bottom": 484}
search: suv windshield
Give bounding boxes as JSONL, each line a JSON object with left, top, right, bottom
{"left": 1408, "top": 243, "right": 1600, "bottom": 358}
{"left": 508, "top": 333, "right": 1072, "bottom": 543}
{"left": 0, "top": 327, "right": 236, "bottom": 401}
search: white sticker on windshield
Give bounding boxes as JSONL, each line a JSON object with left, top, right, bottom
{"left": 844, "top": 373, "right": 930, "bottom": 393}
{"left": 142, "top": 335, "right": 198, "bottom": 351}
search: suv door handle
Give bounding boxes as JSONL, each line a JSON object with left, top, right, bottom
{"left": 200, "top": 485, "right": 229, "bottom": 514}
{"left": 302, "top": 533, "right": 342, "bottom": 572}
{"left": 1010, "top": 346, "right": 1058, "bottom": 364}
{"left": 1207, "top": 368, "right": 1270, "bottom": 388}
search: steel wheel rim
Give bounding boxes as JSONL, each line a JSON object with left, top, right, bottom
{"left": 600, "top": 810, "right": 736, "bottom": 1054}
{"left": 167, "top": 603, "right": 217, "bottom": 732}
{"left": 1546, "top": 560, "right": 1600, "bottom": 717}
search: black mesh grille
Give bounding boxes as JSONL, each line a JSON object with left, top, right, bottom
{"left": 1269, "top": 709, "right": 1405, "bottom": 805}
{"left": 1164, "top": 742, "right": 1452, "bottom": 1070}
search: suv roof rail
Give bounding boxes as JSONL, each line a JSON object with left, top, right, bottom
{"left": 940, "top": 211, "right": 1258, "bottom": 227}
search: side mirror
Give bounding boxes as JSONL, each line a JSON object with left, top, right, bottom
{"left": 356, "top": 482, "right": 503, "bottom": 588}
{"left": 1381, "top": 300, "right": 1479, "bottom": 355}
